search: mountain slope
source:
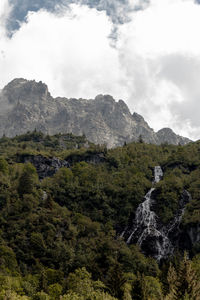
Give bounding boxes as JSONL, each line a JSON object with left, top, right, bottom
{"left": 0, "top": 78, "right": 191, "bottom": 147}
{"left": 0, "top": 132, "right": 199, "bottom": 298}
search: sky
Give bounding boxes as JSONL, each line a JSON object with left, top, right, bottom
{"left": 1, "top": 0, "right": 200, "bottom": 140}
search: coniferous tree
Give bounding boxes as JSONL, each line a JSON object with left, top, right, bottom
{"left": 165, "top": 253, "right": 200, "bottom": 300}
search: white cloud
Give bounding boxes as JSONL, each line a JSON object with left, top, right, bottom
{"left": 0, "top": 0, "right": 12, "bottom": 81}
{"left": 1, "top": 0, "right": 200, "bottom": 140}
{"left": 117, "top": 0, "right": 200, "bottom": 140}
{"left": 0, "top": 0, "right": 11, "bottom": 28}
{"left": 0, "top": 4, "right": 126, "bottom": 99}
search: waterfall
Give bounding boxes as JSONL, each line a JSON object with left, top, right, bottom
{"left": 154, "top": 166, "right": 163, "bottom": 183}
{"left": 123, "top": 166, "right": 190, "bottom": 261}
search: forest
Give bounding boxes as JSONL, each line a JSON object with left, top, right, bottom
{"left": 0, "top": 131, "right": 200, "bottom": 299}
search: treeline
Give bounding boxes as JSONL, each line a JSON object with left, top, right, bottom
{"left": 0, "top": 132, "right": 199, "bottom": 299}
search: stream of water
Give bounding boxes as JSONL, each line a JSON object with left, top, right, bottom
{"left": 124, "top": 166, "right": 189, "bottom": 261}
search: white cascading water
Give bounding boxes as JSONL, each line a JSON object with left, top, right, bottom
{"left": 154, "top": 166, "right": 163, "bottom": 183}
{"left": 125, "top": 166, "right": 189, "bottom": 261}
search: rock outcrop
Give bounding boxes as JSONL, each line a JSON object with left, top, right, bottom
{"left": 17, "top": 152, "right": 106, "bottom": 179}
{"left": 18, "top": 154, "right": 70, "bottom": 179}
{"left": 0, "top": 78, "right": 191, "bottom": 148}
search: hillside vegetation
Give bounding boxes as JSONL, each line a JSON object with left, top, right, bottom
{"left": 0, "top": 131, "right": 200, "bottom": 299}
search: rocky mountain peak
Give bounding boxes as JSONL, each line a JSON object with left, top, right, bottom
{"left": 0, "top": 79, "right": 192, "bottom": 148}
{"left": 3, "top": 78, "right": 51, "bottom": 105}
{"left": 156, "top": 127, "right": 191, "bottom": 145}
{"left": 117, "top": 99, "right": 130, "bottom": 114}
{"left": 95, "top": 94, "right": 115, "bottom": 103}
{"left": 132, "top": 112, "right": 151, "bottom": 128}
{"left": 132, "top": 112, "right": 145, "bottom": 123}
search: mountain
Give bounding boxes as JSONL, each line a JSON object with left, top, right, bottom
{"left": 0, "top": 78, "right": 191, "bottom": 147}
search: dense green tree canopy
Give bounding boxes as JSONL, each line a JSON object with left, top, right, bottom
{"left": 0, "top": 132, "right": 199, "bottom": 299}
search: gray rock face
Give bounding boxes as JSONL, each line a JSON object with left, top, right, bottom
{"left": 17, "top": 152, "right": 106, "bottom": 179}
{"left": 18, "top": 154, "right": 70, "bottom": 179}
{"left": 0, "top": 78, "right": 191, "bottom": 148}
{"left": 157, "top": 128, "right": 191, "bottom": 145}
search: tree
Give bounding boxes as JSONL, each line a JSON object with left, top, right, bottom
{"left": 0, "top": 245, "right": 18, "bottom": 272}
{"left": 18, "top": 163, "right": 38, "bottom": 196}
{"left": 48, "top": 283, "right": 62, "bottom": 299}
{"left": 165, "top": 253, "right": 200, "bottom": 300}
{"left": 33, "top": 291, "right": 49, "bottom": 300}
{"left": 64, "top": 268, "right": 117, "bottom": 300}
{"left": 141, "top": 275, "right": 163, "bottom": 300}
{"left": 106, "top": 264, "right": 127, "bottom": 298}
{"left": 0, "top": 158, "right": 8, "bottom": 174}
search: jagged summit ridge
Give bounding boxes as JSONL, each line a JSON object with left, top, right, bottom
{"left": 0, "top": 78, "right": 191, "bottom": 148}
{"left": 3, "top": 78, "right": 50, "bottom": 104}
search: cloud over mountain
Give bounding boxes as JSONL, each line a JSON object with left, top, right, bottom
{"left": 1, "top": 0, "right": 200, "bottom": 140}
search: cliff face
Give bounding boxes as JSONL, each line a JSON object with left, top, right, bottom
{"left": 0, "top": 78, "right": 191, "bottom": 148}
